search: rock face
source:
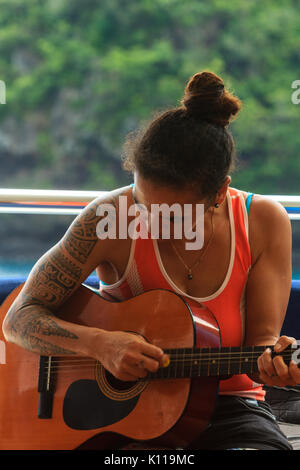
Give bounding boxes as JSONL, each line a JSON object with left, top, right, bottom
{"left": 0, "top": 92, "right": 126, "bottom": 191}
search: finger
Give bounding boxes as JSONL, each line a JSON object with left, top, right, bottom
{"left": 259, "top": 355, "right": 299, "bottom": 387}
{"left": 117, "top": 364, "right": 147, "bottom": 382}
{"left": 274, "top": 336, "right": 297, "bottom": 353}
{"left": 140, "top": 341, "right": 165, "bottom": 362}
{"left": 273, "top": 354, "right": 290, "bottom": 382}
{"left": 258, "top": 358, "right": 288, "bottom": 386}
{"left": 135, "top": 353, "right": 163, "bottom": 371}
{"left": 258, "top": 348, "right": 277, "bottom": 378}
{"left": 137, "top": 355, "right": 160, "bottom": 373}
{"left": 115, "top": 369, "right": 142, "bottom": 382}
{"left": 131, "top": 366, "right": 148, "bottom": 379}
{"left": 258, "top": 366, "right": 288, "bottom": 387}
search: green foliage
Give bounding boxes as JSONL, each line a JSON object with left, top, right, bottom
{"left": 0, "top": 0, "right": 299, "bottom": 193}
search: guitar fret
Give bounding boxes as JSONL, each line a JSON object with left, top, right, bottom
{"left": 189, "top": 348, "right": 199, "bottom": 378}
{"left": 174, "top": 348, "right": 178, "bottom": 379}
{"left": 211, "top": 349, "right": 217, "bottom": 376}
{"left": 189, "top": 348, "right": 193, "bottom": 378}
{"left": 182, "top": 348, "right": 186, "bottom": 378}
{"left": 147, "top": 344, "right": 295, "bottom": 381}
{"left": 251, "top": 345, "right": 254, "bottom": 375}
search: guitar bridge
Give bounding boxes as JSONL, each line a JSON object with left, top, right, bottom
{"left": 38, "top": 356, "right": 55, "bottom": 419}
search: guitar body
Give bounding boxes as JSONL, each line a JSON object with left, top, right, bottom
{"left": 0, "top": 284, "right": 220, "bottom": 450}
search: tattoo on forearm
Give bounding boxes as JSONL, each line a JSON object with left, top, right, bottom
{"left": 22, "top": 335, "right": 77, "bottom": 356}
{"left": 13, "top": 308, "right": 78, "bottom": 339}
{"left": 24, "top": 336, "right": 76, "bottom": 356}
{"left": 6, "top": 305, "right": 78, "bottom": 355}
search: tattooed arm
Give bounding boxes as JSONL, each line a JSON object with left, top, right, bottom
{"left": 2, "top": 195, "right": 110, "bottom": 358}
{"left": 2, "top": 188, "right": 168, "bottom": 380}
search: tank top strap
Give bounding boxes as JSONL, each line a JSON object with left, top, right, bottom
{"left": 246, "top": 192, "right": 254, "bottom": 215}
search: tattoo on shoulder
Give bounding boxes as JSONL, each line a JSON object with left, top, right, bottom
{"left": 61, "top": 193, "right": 120, "bottom": 264}
{"left": 62, "top": 199, "right": 102, "bottom": 264}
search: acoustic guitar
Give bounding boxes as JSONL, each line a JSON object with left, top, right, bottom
{"left": 0, "top": 283, "right": 297, "bottom": 450}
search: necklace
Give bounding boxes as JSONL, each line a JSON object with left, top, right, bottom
{"left": 169, "top": 208, "right": 215, "bottom": 280}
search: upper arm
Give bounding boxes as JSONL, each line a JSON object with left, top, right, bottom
{"left": 244, "top": 196, "right": 292, "bottom": 346}
{"left": 9, "top": 196, "right": 107, "bottom": 314}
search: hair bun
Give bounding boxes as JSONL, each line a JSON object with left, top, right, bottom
{"left": 181, "top": 71, "right": 242, "bottom": 126}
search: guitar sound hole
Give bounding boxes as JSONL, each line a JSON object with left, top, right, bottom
{"left": 105, "top": 370, "right": 138, "bottom": 391}
{"left": 95, "top": 362, "right": 148, "bottom": 400}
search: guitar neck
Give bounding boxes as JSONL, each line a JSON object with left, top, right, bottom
{"left": 148, "top": 345, "right": 294, "bottom": 380}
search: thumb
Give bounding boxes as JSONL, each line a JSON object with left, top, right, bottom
{"left": 274, "top": 336, "right": 296, "bottom": 352}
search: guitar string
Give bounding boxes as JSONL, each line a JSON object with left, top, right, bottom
{"left": 41, "top": 362, "right": 260, "bottom": 374}
{"left": 44, "top": 357, "right": 289, "bottom": 370}
{"left": 16, "top": 351, "right": 292, "bottom": 371}
{"left": 48, "top": 346, "right": 294, "bottom": 359}
{"left": 38, "top": 355, "right": 293, "bottom": 372}
{"left": 42, "top": 349, "right": 293, "bottom": 365}
{"left": 40, "top": 355, "right": 292, "bottom": 374}
{"left": 45, "top": 352, "right": 293, "bottom": 366}
{"left": 37, "top": 348, "right": 295, "bottom": 374}
{"left": 43, "top": 361, "right": 262, "bottom": 375}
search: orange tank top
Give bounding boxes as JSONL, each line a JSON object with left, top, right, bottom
{"left": 98, "top": 186, "right": 265, "bottom": 401}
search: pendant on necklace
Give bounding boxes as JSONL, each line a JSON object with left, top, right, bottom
{"left": 187, "top": 272, "right": 193, "bottom": 280}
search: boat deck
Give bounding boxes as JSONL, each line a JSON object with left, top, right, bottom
{"left": 279, "top": 423, "right": 300, "bottom": 449}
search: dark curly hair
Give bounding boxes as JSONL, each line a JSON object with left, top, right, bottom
{"left": 122, "top": 71, "right": 242, "bottom": 202}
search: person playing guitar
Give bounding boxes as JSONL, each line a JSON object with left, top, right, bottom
{"left": 2, "top": 71, "right": 299, "bottom": 450}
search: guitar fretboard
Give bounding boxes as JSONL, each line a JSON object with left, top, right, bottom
{"left": 147, "top": 345, "right": 294, "bottom": 380}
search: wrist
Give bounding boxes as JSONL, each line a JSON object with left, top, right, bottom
{"left": 85, "top": 327, "right": 110, "bottom": 360}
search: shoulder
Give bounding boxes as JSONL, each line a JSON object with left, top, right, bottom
{"left": 231, "top": 187, "right": 290, "bottom": 227}
{"left": 64, "top": 184, "right": 133, "bottom": 257}
{"left": 243, "top": 191, "right": 291, "bottom": 265}
{"left": 86, "top": 185, "right": 132, "bottom": 209}
{"left": 247, "top": 193, "right": 290, "bottom": 233}
{"left": 75, "top": 185, "right": 133, "bottom": 226}
{"left": 247, "top": 193, "right": 289, "bottom": 221}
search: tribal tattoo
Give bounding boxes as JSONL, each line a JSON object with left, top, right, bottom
{"left": 5, "top": 301, "right": 79, "bottom": 355}
{"left": 62, "top": 198, "right": 105, "bottom": 264}
{"left": 5, "top": 192, "right": 125, "bottom": 356}
{"left": 5, "top": 198, "right": 106, "bottom": 353}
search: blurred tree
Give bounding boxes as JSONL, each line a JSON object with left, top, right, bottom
{"left": 0, "top": 0, "right": 299, "bottom": 194}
